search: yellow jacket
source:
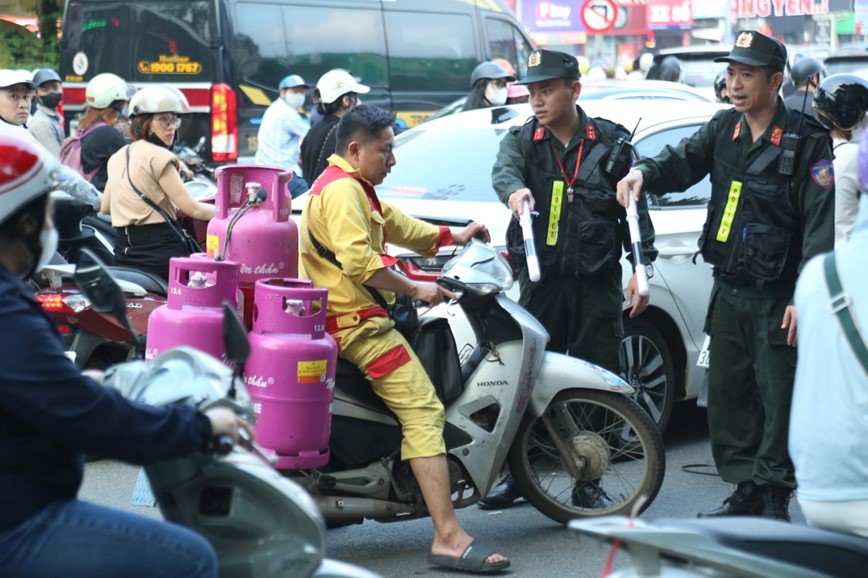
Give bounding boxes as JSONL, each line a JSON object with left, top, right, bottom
{"left": 300, "top": 155, "right": 452, "bottom": 330}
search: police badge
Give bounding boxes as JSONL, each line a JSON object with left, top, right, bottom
{"left": 528, "top": 51, "right": 542, "bottom": 68}
{"left": 735, "top": 32, "right": 753, "bottom": 48}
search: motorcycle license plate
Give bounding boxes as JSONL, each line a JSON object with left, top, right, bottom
{"left": 696, "top": 335, "right": 710, "bottom": 368}
{"left": 64, "top": 351, "right": 77, "bottom": 362}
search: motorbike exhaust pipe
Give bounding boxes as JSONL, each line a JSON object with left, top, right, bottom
{"left": 315, "top": 496, "right": 417, "bottom": 519}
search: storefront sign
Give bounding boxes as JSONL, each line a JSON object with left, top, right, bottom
{"left": 731, "top": 0, "right": 830, "bottom": 19}
{"left": 647, "top": 0, "right": 693, "bottom": 29}
{"left": 520, "top": 0, "right": 585, "bottom": 33}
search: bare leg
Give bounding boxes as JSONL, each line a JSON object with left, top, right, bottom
{"left": 410, "top": 455, "right": 508, "bottom": 565}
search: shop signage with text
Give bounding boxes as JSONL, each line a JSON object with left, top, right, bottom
{"left": 731, "top": 0, "right": 829, "bottom": 18}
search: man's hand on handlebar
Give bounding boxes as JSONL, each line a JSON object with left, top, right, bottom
{"left": 453, "top": 222, "right": 491, "bottom": 245}
{"left": 411, "top": 281, "right": 459, "bottom": 307}
{"left": 205, "top": 407, "right": 254, "bottom": 444}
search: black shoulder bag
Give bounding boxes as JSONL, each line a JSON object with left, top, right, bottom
{"left": 125, "top": 146, "right": 201, "bottom": 255}
{"left": 307, "top": 228, "right": 418, "bottom": 340}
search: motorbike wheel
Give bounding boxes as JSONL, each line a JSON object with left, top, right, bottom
{"left": 621, "top": 318, "right": 676, "bottom": 433}
{"left": 507, "top": 389, "right": 665, "bottom": 525}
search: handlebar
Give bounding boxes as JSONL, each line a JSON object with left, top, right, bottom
{"left": 211, "top": 434, "right": 235, "bottom": 456}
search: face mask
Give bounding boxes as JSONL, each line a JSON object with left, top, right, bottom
{"left": 39, "top": 92, "right": 62, "bottom": 109}
{"left": 29, "top": 97, "right": 38, "bottom": 116}
{"left": 485, "top": 85, "right": 508, "bottom": 106}
{"left": 34, "top": 226, "right": 58, "bottom": 273}
{"left": 283, "top": 93, "right": 305, "bottom": 110}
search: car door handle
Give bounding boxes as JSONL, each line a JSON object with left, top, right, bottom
{"left": 657, "top": 244, "right": 697, "bottom": 258}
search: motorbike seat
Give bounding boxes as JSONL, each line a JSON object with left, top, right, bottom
{"left": 108, "top": 267, "right": 169, "bottom": 297}
{"left": 335, "top": 358, "right": 394, "bottom": 415}
{"left": 661, "top": 517, "right": 868, "bottom": 578}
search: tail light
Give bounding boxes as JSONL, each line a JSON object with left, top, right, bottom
{"left": 36, "top": 293, "right": 91, "bottom": 314}
{"left": 211, "top": 83, "right": 237, "bottom": 163}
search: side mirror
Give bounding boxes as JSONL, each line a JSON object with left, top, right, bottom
{"left": 222, "top": 301, "right": 249, "bottom": 399}
{"left": 222, "top": 301, "right": 249, "bottom": 368}
{"left": 74, "top": 248, "right": 142, "bottom": 357}
{"left": 74, "top": 248, "right": 127, "bottom": 320}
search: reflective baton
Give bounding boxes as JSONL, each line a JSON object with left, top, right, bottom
{"left": 520, "top": 199, "right": 541, "bottom": 282}
{"left": 626, "top": 194, "right": 649, "bottom": 296}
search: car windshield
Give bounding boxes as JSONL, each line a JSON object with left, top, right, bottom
{"left": 379, "top": 128, "right": 506, "bottom": 203}
{"left": 824, "top": 56, "right": 868, "bottom": 76}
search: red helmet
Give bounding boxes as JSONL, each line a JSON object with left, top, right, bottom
{"left": 0, "top": 135, "right": 59, "bottom": 226}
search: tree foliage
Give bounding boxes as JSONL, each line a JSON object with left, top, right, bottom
{"left": 0, "top": 0, "right": 60, "bottom": 70}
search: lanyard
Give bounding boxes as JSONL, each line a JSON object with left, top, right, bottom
{"left": 551, "top": 139, "right": 584, "bottom": 203}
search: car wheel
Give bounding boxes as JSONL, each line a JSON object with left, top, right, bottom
{"left": 621, "top": 318, "right": 675, "bottom": 433}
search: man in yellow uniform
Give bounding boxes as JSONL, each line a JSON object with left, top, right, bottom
{"left": 300, "top": 104, "right": 508, "bottom": 573}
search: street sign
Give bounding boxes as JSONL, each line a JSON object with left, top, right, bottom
{"left": 581, "top": 0, "right": 619, "bottom": 33}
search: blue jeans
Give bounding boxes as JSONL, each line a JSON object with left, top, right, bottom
{"left": 0, "top": 500, "right": 217, "bottom": 578}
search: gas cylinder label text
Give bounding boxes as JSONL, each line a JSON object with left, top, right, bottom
{"left": 298, "top": 360, "right": 328, "bottom": 384}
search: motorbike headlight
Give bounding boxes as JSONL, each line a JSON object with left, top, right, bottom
{"left": 442, "top": 240, "right": 513, "bottom": 293}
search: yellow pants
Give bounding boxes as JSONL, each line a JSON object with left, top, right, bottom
{"left": 334, "top": 316, "right": 445, "bottom": 460}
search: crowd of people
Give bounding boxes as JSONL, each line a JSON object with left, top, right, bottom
{"left": 2, "top": 25, "right": 868, "bottom": 575}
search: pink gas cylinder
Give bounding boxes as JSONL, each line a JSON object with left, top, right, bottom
{"left": 245, "top": 278, "right": 337, "bottom": 469}
{"left": 145, "top": 257, "right": 240, "bottom": 362}
{"left": 206, "top": 165, "right": 298, "bottom": 328}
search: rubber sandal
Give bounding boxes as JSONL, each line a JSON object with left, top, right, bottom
{"left": 427, "top": 540, "right": 511, "bottom": 573}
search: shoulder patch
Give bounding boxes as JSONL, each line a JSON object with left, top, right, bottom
{"left": 809, "top": 159, "right": 834, "bottom": 189}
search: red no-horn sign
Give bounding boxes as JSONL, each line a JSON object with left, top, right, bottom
{"left": 580, "top": 0, "right": 619, "bottom": 33}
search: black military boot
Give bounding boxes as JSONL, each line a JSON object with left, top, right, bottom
{"left": 761, "top": 486, "right": 792, "bottom": 522}
{"left": 478, "top": 475, "right": 522, "bottom": 510}
{"left": 698, "top": 481, "right": 764, "bottom": 518}
{"left": 571, "top": 480, "right": 615, "bottom": 510}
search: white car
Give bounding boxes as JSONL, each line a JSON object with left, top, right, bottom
{"left": 371, "top": 101, "right": 726, "bottom": 433}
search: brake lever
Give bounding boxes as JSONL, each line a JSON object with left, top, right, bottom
{"left": 237, "top": 428, "right": 278, "bottom": 465}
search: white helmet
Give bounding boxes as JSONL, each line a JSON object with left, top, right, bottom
{"left": 0, "top": 135, "right": 59, "bottom": 226}
{"left": 128, "top": 85, "right": 190, "bottom": 117}
{"left": 85, "top": 73, "right": 128, "bottom": 109}
{"left": 316, "top": 69, "right": 370, "bottom": 104}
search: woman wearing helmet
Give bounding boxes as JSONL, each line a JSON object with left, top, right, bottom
{"left": 461, "top": 61, "right": 515, "bottom": 112}
{"left": 75, "top": 73, "right": 133, "bottom": 191}
{"left": 813, "top": 73, "right": 868, "bottom": 245}
{"left": 101, "top": 85, "right": 215, "bottom": 280}
{"left": 300, "top": 69, "right": 371, "bottom": 183}
{"left": 0, "top": 133, "right": 250, "bottom": 578}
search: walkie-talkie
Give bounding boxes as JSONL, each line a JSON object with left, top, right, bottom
{"left": 778, "top": 105, "right": 807, "bottom": 176}
{"left": 605, "top": 118, "right": 641, "bottom": 178}
{"left": 778, "top": 133, "right": 799, "bottom": 176}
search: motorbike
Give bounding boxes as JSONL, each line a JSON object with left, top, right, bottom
{"left": 569, "top": 515, "right": 868, "bottom": 578}
{"left": 280, "top": 240, "right": 666, "bottom": 525}
{"left": 35, "top": 176, "right": 219, "bottom": 369}
{"left": 72, "top": 248, "right": 380, "bottom": 578}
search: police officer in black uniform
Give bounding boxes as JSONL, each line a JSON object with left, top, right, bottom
{"left": 482, "top": 48, "right": 657, "bottom": 510}
{"left": 618, "top": 31, "right": 835, "bottom": 521}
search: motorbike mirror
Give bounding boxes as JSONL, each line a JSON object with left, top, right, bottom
{"left": 222, "top": 302, "right": 249, "bottom": 398}
{"left": 74, "top": 248, "right": 127, "bottom": 319}
{"left": 74, "top": 248, "right": 144, "bottom": 357}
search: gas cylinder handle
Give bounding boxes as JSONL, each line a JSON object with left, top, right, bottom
{"left": 274, "top": 171, "right": 291, "bottom": 222}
